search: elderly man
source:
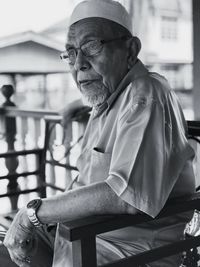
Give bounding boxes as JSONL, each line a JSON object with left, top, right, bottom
{"left": 3, "top": 0, "right": 195, "bottom": 266}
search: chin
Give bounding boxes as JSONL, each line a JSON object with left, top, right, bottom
{"left": 81, "top": 93, "right": 109, "bottom": 107}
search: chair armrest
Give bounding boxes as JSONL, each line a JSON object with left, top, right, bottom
{"left": 187, "top": 120, "right": 200, "bottom": 136}
{"left": 63, "top": 192, "right": 200, "bottom": 242}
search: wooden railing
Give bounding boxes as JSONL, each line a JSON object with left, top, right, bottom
{"left": 0, "top": 85, "right": 88, "bottom": 212}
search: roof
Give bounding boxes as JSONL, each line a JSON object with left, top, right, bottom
{"left": 0, "top": 31, "right": 68, "bottom": 74}
{"left": 0, "top": 31, "right": 64, "bottom": 51}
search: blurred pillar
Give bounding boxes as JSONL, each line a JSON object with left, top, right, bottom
{"left": 43, "top": 74, "right": 47, "bottom": 109}
{"left": 193, "top": 0, "right": 200, "bottom": 119}
{"left": 1, "top": 84, "right": 20, "bottom": 210}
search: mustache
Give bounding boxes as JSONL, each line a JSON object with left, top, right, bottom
{"left": 77, "top": 74, "right": 101, "bottom": 83}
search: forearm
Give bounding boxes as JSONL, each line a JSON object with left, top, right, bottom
{"left": 37, "top": 181, "right": 138, "bottom": 224}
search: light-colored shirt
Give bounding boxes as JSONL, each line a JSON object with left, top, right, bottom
{"left": 52, "top": 60, "right": 195, "bottom": 267}
{"left": 77, "top": 59, "right": 195, "bottom": 217}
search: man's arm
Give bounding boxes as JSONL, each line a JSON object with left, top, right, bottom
{"left": 4, "top": 181, "right": 138, "bottom": 267}
{"left": 60, "top": 99, "right": 91, "bottom": 129}
{"left": 38, "top": 181, "right": 138, "bottom": 224}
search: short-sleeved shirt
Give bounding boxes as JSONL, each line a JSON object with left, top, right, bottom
{"left": 52, "top": 60, "right": 196, "bottom": 266}
{"left": 77, "top": 59, "right": 195, "bottom": 217}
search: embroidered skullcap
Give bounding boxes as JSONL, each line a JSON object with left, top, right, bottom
{"left": 69, "top": 0, "right": 133, "bottom": 34}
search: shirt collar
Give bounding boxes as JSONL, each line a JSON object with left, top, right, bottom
{"left": 93, "top": 59, "right": 148, "bottom": 117}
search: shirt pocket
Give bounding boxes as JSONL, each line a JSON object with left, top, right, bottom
{"left": 88, "top": 148, "right": 112, "bottom": 183}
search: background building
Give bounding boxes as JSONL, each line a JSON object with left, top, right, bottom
{"left": 0, "top": 0, "right": 194, "bottom": 118}
{"left": 0, "top": 31, "right": 80, "bottom": 109}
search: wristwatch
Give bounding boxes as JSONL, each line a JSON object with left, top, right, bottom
{"left": 26, "top": 198, "right": 43, "bottom": 227}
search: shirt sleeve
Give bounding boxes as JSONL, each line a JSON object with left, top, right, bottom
{"left": 106, "top": 91, "right": 194, "bottom": 218}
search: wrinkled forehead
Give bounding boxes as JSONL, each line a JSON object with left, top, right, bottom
{"left": 66, "top": 18, "right": 114, "bottom": 45}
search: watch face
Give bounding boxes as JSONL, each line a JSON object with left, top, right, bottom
{"left": 27, "top": 207, "right": 35, "bottom": 217}
{"left": 27, "top": 199, "right": 41, "bottom": 209}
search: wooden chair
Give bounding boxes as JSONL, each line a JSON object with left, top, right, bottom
{"left": 61, "top": 193, "right": 200, "bottom": 267}
{"left": 58, "top": 120, "right": 200, "bottom": 267}
{"left": 0, "top": 120, "right": 200, "bottom": 267}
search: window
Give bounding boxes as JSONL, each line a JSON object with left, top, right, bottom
{"left": 161, "top": 65, "right": 179, "bottom": 89}
{"left": 161, "top": 16, "right": 178, "bottom": 40}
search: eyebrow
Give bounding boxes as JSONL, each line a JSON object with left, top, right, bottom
{"left": 65, "top": 36, "right": 101, "bottom": 50}
{"left": 65, "top": 43, "right": 74, "bottom": 50}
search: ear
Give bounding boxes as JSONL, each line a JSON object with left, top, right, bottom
{"left": 127, "top": 36, "right": 141, "bottom": 69}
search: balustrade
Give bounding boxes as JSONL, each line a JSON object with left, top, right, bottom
{"left": 0, "top": 85, "right": 89, "bottom": 212}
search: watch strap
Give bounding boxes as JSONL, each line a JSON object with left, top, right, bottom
{"left": 27, "top": 198, "right": 43, "bottom": 227}
{"left": 28, "top": 212, "right": 43, "bottom": 227}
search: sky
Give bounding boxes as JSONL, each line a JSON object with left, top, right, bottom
{"left": 0, "top": 0, "right": 80, "bottom": 38}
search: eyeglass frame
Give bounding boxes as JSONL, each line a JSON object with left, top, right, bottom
{"left": 60, "top": 35, "right": 131, "bottom": 65}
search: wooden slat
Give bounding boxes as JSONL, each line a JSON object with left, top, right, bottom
{"left": 72, "top": 237, "right": 97, "bottom": 267}
{"left": 103, "top": 235, "right": 200, "bottom": 267}
{"left": 0, "top": 106, "right": 59, "bottom": 119}
{"left": 0, "top": 187, "right": 44, "bottom": 197}
{"left": 17, "top": 116, "right": 30, "bottom": 203}
{"left": 188, "top": 120, "right": 200, "bottom": 136}
{"left": 193, "top": 0, "right": 200, "bottom": 119}
{"left": 45, "top": 160, "right": 78, "bottom": 170}
{"left": 0, "top": 170, "right": 41, "bottom": 180}
{"left": 0, "top": 148, "right": 43, "bottom": 158}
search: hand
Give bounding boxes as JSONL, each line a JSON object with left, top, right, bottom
{"left": 3, "top": 207, "right": 37, "bottom": 266}
{"left": 60, "top": 99, "right": 91, "bottom": 129}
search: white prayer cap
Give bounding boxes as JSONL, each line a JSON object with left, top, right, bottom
{"left": 69, "top": 0, "right": 133, "bottom": 34}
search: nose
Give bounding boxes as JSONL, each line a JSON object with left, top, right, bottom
{"left": 74, "top": 50, "right": 90, "bottom": 71}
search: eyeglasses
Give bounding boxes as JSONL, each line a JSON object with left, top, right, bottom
{"left": 60, "top": 36, "right": 129, "bottom": 65}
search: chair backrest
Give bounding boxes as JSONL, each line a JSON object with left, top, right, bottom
{"left": 187, "top": 120, "right": 200, "bottom": 191}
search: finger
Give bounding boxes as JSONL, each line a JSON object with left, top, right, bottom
{"left": 18, "top": 238, "right": 31, "bottom": 248}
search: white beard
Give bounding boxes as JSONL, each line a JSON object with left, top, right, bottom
{"left": 80, "top": 84, "right": 110, "bottom": 107}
